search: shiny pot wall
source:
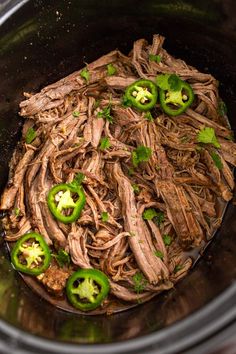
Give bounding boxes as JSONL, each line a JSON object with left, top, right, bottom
{"left": 0, "top": 1, "right": 236, "bottom": 353}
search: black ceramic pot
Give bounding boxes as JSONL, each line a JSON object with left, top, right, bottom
{"left": 0, "top": 1, "right": 236, "bottom": 353}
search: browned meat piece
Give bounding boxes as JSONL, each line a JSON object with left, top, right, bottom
{"left": 155, "top": 180, "right": 204, "bottom": 249}
{"left": 37, "top": 264, "right": 72, "bottom": 297}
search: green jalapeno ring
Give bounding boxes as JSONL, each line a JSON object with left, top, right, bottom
{"left": 11, "top": 232, "right": 51, "bottom": 276}
{"left": 124, "top": 79, "right": 158, "bottom": 111}
{"left": 66, "top": 269, "right": 110, "bottom": 311}
{"left": 47, "top": 183, "right": 86, "bottom": 224}
{"left": 159, "top": 81, "right": 195, "bottom": 117}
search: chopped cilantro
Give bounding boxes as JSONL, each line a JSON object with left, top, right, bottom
{"left": 14, "top": 208, "right": 20, "bottom": 217}
{"left": 132, "top": 272, "right": 147, "bottom": 293}
{"left": 68, "top": 172, "right": 85, "bottom": 188}
{"left": 145, "top": 111, "right": 154, "bottom": 121}
{"left": 99, "top": 137, "right": 111, "bottom": 151}
{"left": 226, "top": 134, "right": 234, "bottom": 141}
{"left": 163, "top": 234, "right": 172, "bottom": 246}
{"left": 132, "top": 184, "right": 140, "bottom": 194}
{"left": 149, "top": 54, "right": 162, "bottom": 63}
{"left": 53, "top": 249, "right": 70, "bottom": 268}
{"left": 25, "top": 127, "right": 36, "bottom": 144}
{"left": 97, "top": 105, "right": 113, "bottom": 123}
{"left": 197, "top": 127, "right": 220, "bottom": 148}
{"left": 94, "top": 99, "right": 101, "bottom": 109}
{"left": 129, "top": 231, "right": 136, "bottom": 237}
{"left": 211, "top": 152, "right": 223, "bottom": 170}
{"left": 122, "top": 95, "right": 133, "bottom": 108}
{"left": 107, "top": 63, "right": 116, "bottom": 76}
{"left": 155, "top": 212, "right": 164, "bottom": 226}
{"left": 218, "top": 100, "right": 228, "bottom": 117}
{"left": 80, "top": 67, "right": 90, "bottom": 83}
{"left": 72, "top": 110, "right": 80, "bottom": 117}
{"left": 154, "top": 250, "right": 164, "bottom": 260}
{"left": 143, "top": 208, "right": 158, "bottom": 220}
{"left": 174, "top": 264, "right": 183, "bottom": 273}
{"left": 101, "top": 211, "right": 109, "bottom": 222}
{"left": 156, "top": 73, "right": 182, "bottom": 91}
{"left": 132, "top": 145, "right": 152, "bottom": 168}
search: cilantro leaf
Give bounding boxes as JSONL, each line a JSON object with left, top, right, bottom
{"left": 99, "top": 137, "right": 111, "bottom": 151}
{"left": 132, "top": 145, "right": 152, "bottom": 168}
{"left": 174, "top": 264, "right": 183, "bottom": 273}
{"left": 107, "top": 63, "right": 116, "bottom": 76}
{"left": 197, "top": 127, "right": 220, "bottom": 148}
{"left": 132, "top": 272, "right": 147, "bottom": 294}
{"left": 154, "top": 212, "right": 164, "bottom": 226}
{"left": 211, "top": 152, "right": 223, "bottom": 170}
{"left": 156, "top": 74, "right": 171, "bottom": 90}
{"left": 53, "top": 249, "right": 70, "bottom": 268}
{"left": 97, "top": 105, "right": 113, "bottom": 123}
{"left": 143, "top": 208, "right": 158, "bottom": 220}
{"left": 145, "top": 111, "right": 154, "bottom": 121}
{"left": 132, "top": 184, "right": 140, "bottom": 194}
{"left": 122, "top": 95, "right": 133, "bottom": 108}
{"left": 101, "top": 211, "right": 109, "bottom": 222}
{"left": 25, "top": 127, "right": 36, "bottom": 144}
{"left": 14, "top": 208, "right": 20, "bottom": 217}
{"left": 80, "top": 68, "right": 90, "bottom": 83}
{"left": 163, "top": 234, "right": 172, "bottom": 246}
{"left": 149, "top": 54, "right": 162, "bottom": 63}
{"left": 154, "top": 250, "right": 164, "bottom": 260}
{"left": 68, "top": 173, "right": 85, "bottom": 188}
{"left": 156, "top": 73, "right": 182, "bottom": 92}
{"left": 168, "top": 74, "right": 182, "bottom": 91}
{"left": 72, "top": 110, "right": 80, "bottom": 118}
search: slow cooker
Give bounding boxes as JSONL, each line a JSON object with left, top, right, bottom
{"left": 0, "top": 1, "right": 236, "bottom": 353}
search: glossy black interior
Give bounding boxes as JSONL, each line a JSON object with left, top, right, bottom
{"left": 0, "top": 0, "right": 236, "bottom": 352}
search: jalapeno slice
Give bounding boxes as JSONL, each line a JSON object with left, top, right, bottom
{"left": 156, "top": 74, "right": 194, "bottom": 116}
{"left": 47, "top": 183, "right": 86, "bottom": 224}
{"left": 11, "top": 232, "right": 51, "bottom": 276}
{"left": 124, "top": 79, "right": 158, "bottom": 111}
{"left": 66, "top": 269, "right": 110, "bottom": 311}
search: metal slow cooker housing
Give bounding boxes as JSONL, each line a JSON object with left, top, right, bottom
{"left": 0, "top": 1, "right": 236, "bottom": 353}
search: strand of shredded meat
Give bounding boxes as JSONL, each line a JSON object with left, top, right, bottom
{"left": 1, "top": 34, "right": 236, "bottom": 308}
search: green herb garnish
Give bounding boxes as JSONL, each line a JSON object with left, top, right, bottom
{"left": 53, "top": 249, "right": 70, "bottom": 268}
{"left": 155, "top": 212, "right": 164, "bottom": 226}
{"left": 163, "top": 234, "right": 172, "bottom": 246}
{"left": 132, "top": 184, "right": 140, "bottom": 194}
{"left": 72, "top": 111, "right": 80, "bottom": 118}
{"left": 156, "top": 73, "right": 182, "bottom": 91}
{"left": 154, "top": 250, "right": 164, "bottom": 260}
{"left": 101, "top": 212, "right": 109, "bottom": 222}
{"left": 145, "top": 111, "right": 154, "bottom": 121}
{"left": 132, "top": 145, "right": 152, "bottom": 168}
{"left": 14, "top": 208, "right": 20, "bottom": 217}
{"left": 174, "top": 264, "right": 183, "bottom": 273}
{"left": 107, "top": 63, "right": 116, "bottom": 76}
{"left": 211, "top": 152, "right": 223, "bottom": 170}
{"left": 149, "top": 54, "right": 162, "bottom": 63}
{"left": 68, "top": 173, "right": 85, "bottom": 188}
{"left": 122, "top": 95, "right": 133, "bottom": 108}
{"left": 197, "top": 127, "right": 220, "bottom": 148}
{"left": 25, "top": 127, "right": 36, "bottom": 144}
{"left": 80, "top": 67, "right": 90, "bottom": 83}
{"left": 99, "top": 137, "right": 111, "bottom": 151}
{"left": 97, "top": 105, "right": 113, "bottom": 123}
{"left": 143, "top": 208, "right": 158, "bottom": 220}
{"left": 132, "top": 272, "right": 147, "bottom": 294}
